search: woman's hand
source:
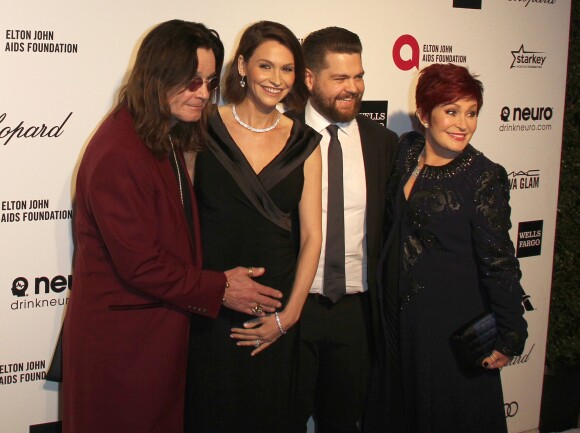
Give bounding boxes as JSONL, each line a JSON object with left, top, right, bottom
{"left": 482, "top": 350, "right": 511, "bottom": 369}
{"left": 230, "top": 311, "right": 295, "bottom": 356}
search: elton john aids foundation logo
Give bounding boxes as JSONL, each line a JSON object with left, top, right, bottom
{"left": 392, "top": 35, "right": 468, "bottom": 71}
{"left": 392, "top": 35, "right": 420, "bottom": 71}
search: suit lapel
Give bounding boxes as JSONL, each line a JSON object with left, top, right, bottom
{"left": 358, "top": 116, "right": 380, "bottom": 253}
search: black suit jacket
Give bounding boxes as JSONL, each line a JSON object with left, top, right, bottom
{"left": 286, "top": 110, "right": 398, "bottom": 351}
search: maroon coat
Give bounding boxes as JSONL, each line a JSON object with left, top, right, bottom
{"left": 63, "top": 107, "right": 226, "bottom": 433}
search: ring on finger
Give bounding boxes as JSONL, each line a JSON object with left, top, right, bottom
{"left": 247, "top": 267, "right": 254, "bottom": 277}
{"left": 251, "top": 303, "right": 263, "bottom": 315}
{"left": 490, "top": 353, "right": 497, "bottom": 362}
{"left": 255, "top": 339, "right": 261, "bottom": 348}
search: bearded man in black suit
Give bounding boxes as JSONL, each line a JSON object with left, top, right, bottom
{"left": 290, "top": 26, "right": 398, "bottom": 433}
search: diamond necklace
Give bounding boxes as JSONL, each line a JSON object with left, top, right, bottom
{"left": 411, "top": 150, "right": 425, "bottom": 178}
{"left": 168, "top": 134, "right": 183, "bottom": 206}
{"left": 232, "top": 104, "right": 281, "bottom": 133}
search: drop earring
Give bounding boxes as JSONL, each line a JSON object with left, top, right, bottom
{"left": 240, "top": 76, "right": 246, "bottom": 88}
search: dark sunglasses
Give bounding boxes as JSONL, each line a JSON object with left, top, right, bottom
{"left": 187, "top": 76, "right": 220, "bottom": 92}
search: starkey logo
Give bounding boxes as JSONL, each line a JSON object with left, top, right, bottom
{"left": 511, "top": 44, "right": 547, "bottom": 69}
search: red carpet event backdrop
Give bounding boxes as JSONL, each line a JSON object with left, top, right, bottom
{"left": 0, "top": 0, "right": 571, "bottom": 431}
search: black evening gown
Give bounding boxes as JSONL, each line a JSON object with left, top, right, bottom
{"left": 184, "top": 112, "right": 320, "bottom": 433}
{"left": 378, "top": 132, "right": 527, "bottom": 433}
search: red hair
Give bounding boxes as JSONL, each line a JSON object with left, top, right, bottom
{"left": 415, "top": 63, "right": 483, "bottom": 120}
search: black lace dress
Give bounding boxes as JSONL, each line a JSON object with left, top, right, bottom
{"left": 378, "top": 132, "right": 528, "bottom": 433}
{"left": 184, "top": 112, "right": 320, "bottom": 433}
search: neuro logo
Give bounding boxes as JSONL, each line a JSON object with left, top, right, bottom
{"left": 453, "top": 0, "right": 482, "bottom": 8}
{"left": 504, "top": 401, "right": 519, "bottom": 418}
{"left": 511, "top": 45, "right": 547, "bottom": 69}
{"left": 9, "top": 274, "right": 72, "bottom": 296}
{"left": 9, "top": 274, "right": 72, "bottom": 311}
{"left": 11, "top": 277, "right": 28, "bottom": 297}
{"left": 501, "top": 107, "right": 510, "bottom": 122}
{"left": 500, "top": 106, "right": 553, "bottom": 122}
{"left": 392, "top": 34, "right": 419, "bottom": 71}
{"left": 499, "top": 106, "right": 553, "bottom": 133}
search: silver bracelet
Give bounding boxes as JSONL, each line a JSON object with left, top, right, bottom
{"left": 274, "top": 312, "right": 286, "bottom": 335}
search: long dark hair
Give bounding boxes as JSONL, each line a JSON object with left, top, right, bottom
{"left": 223, "top": 21, "right": 308, "bottom": 111}
{"left": 118, "top": 19, "right": 224, "bottom": 158}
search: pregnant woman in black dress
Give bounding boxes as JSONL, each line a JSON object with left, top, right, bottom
{"left": 184, "top": 21, "right": 322, "bottom": 433}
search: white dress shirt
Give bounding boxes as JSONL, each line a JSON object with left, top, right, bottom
{"left": 305, "top": 101, "right": 368, "bottom": 295}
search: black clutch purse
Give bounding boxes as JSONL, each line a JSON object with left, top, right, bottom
{"left": 450, "top": 312, "right": 498, "bottom": 370}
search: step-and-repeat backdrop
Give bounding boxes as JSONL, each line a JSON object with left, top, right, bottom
{"left": 0, "top": 0, "right": 571, "bottom": 431}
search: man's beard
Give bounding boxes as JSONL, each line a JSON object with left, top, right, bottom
{"left": 310, "top": 86, "right": 362, "bottom": 123}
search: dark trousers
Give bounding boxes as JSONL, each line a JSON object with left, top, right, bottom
{"left": 297, "top": 292, "right": 373, "bottom": 433}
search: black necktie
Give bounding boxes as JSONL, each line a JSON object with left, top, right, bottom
{"left": 323, "top": 124, "right": 346, "bottom": 303}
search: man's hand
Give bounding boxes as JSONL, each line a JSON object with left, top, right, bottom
{"left": 222, "top": 267, "right": 282, "bottom": 315}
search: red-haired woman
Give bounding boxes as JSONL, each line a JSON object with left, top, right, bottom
{"left": 369, "top": 63, "right": 528, "bottom": 433}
